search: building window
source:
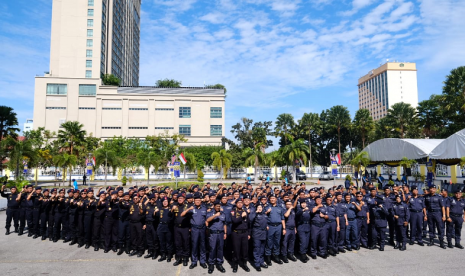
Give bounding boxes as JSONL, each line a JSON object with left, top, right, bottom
{"left": 87, "top": 29, "right": 93, "bottom": 37}
{"left": 102, "top": 127, "right": 121, "bottom": 129}
{"left": 179, "top": 125, "right": 191, "bottom": 136}
{"left": 85, "top": 70, "right": 92, "bottom": 78}
{"left": 179, "top": 107, "right": 191, "bottom": 118}
{"left": 79, "top": 107, "right": 96, "bottom": 110}
{"left": 86, "top": 60, "right": 92, "bottom": 68}
{"left": 86, "top": 39, "right": 93, "bottom": 47}
{"left": 155, "top": 108, "right": 174, "bottom": 111}
{"left": 210, "top": 125, "right": 222, "bottom": 136}
{"left": 88, "top": 9, "right": 94, "bottom": 16}
{"left": 102, "top": 107, "right": 122, "bottom": 110}
{"left": 155, "top": 127, "right": 174, "bottom": 130}
{"left": 88, "top": 0, "right": 94, "bottom": 6}
{"left": 87, "top": 19, "right": 93, "bottom": 27}
{"left": 129, "top": 108, "right": 148, "bottom": 110}
{"left": 46, "top": 107, "right": 66, "bottom": 110}
{"left": 79, "top": 84, "right": 96, "bottom": 96}
{"left": 86, "top": 50, "right": 92, "bottom": 57}
{"left": 210, "top": 107, "right": 222, "bottom": 118}
{"left": 46, "top": 84, "right": 67, "bottom": 95}
{"left": 129, "top": 127, "right": 148, "bottom": 129}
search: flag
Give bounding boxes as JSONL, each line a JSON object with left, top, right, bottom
{"left": 179, "top": 153, "right": 187, "bottom": 165}
{"left": 171, "top": 154, "right": 176, "bottom": 164}
{"left": 92, "top": 156, "right": 96, "bottom": 166}
{"left": 167, "top": 161, "right": 171, "bottom": 168}
{"left": 335, "top": 153, "right": 341, "bottom": 165}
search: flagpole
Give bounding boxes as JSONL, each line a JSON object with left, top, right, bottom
{"left": 175, "top": 148, "right": 179, "bottom": 190}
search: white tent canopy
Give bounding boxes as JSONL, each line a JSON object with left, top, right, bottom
{"left": 362, "top": 138, "right": 444, "bottom": 162}
{"left": 429, "top": 128, "right": 465, "bottom": 161}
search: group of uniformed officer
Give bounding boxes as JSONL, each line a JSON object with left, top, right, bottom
{"left": 2, "top": 180, "right": 465, "bottom": 274}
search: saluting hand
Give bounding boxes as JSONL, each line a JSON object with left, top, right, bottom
{"left": 241, "top": 211, "right": 247, "bottom": 218}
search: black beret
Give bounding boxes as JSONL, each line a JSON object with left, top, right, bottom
{"left": 186, "top": 194, "right": 193, "bottom": 199}
{"left": 299, "top": 198, "right": 307, "bottom": 203}
{"left": 35, "top": 186, "right": 42, "bottom": 190}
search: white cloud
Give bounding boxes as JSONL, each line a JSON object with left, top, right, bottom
{"left": 199, "top": 12, "right": 225, "bottom": 24}
{"left": 341, "top": 0, "right": 378, "bottom": 16}
{"left": 153, "top": 0, "right": 198, "bottom": 11}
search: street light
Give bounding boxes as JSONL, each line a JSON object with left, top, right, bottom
{"left": 175, "top": 148, "right": 179, "bottom": 190}
{"left": 330, "top": 148, "right": 337, "bottom": 187}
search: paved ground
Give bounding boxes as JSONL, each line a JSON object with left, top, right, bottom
{"left": 0, "top": 211, "right": 463, "bottom": 276}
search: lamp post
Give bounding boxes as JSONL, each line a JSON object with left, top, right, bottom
{"left": 88, "top": 153, "right": 92, "bottom": 188}
{"left": 330, "top": 148, "right": 337, "bottom": 187}
{"left": 175, "top": 148, "right": 179, "bottom": 190}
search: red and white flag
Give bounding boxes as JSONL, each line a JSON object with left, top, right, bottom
{"left": 92, "top": 156, "right": 96, "bottom": 166}
{"left": 335, "top": 153, "right": 341, "bottom": 165}
{"left": 179, "top": 153, "right": 187, "bottom": 165}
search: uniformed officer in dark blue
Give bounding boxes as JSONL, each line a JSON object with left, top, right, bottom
{"left": 407, "top": 185, "right": 426, "bottom": 246}
{"left": 157, "top": 197, "right": 174, "bottom": 262}
{"left": 446, "top": 188, "right": 465, "bottom": 249}
{"left": 295, "top": 198, "right": 311, "bottom": 262}
{"left": 206, "top": 200, "right": 227, "bottom": 274}
{"left": 383, "top": 186, "right": 396, "bottom": 246}
{"left": 324, "top": 194, "right": 339, "bottom": 256}
{"left": 127, "top": 194, "right": 144, "bottom": 257}
{"left": 172, "top": 193, "right": 191, "bottom": 267}
{"left": 424, "top": 185, "right": 447, "bottom": 248}
{"left": 334, "top": 192, "right": 348, "bottom": 253}
{"left": 310, "top": 196, "right": 328, "bottom": 259}
{"left": 20, "top": 184, "right": 34, "bottom": 236}
{"left": 231, "top": 198, "right": 250, "bottom": 273}
{"left": 117, "top": 192, "right": 131, "bottom": 255}
{"left": 143, "top": 194, "right": 160, "bottom": 259}
{"left": 39, "top": 189, "right": 51, "bottom": 240}
{"left": 250, "top": 203, "right": 268, "bottom": 271}
{"left": 344, "top": 193, "right": 359, "bottom": 251}
{"left": 31, "top": 186, "right": 43, "bottom": 238}
{"left": 264, "top": 194, "right": 285, "bottom": 265}
{"left": 369, "top": 195, "right": 389, "bottom": 251}
{"left": 355, "top": 191, "right": 369, "bottom": 249}
{"left": 281, "top": 199, "right": 297, "bottom": 262}
{"left": 440, "top": 188, "right": 453, "bottom": 248}
{"left": 103, "top": 191, "right": 119, "bottom": 253}
{"left": 391, "top": 194, "right": 410, "bottom": 251}
{"left": 92, "top": 191, "right": 106, "bottom": 251}
{"left": 1, "top": 184, "right": 21, "bottom": 235}
{"left": 219, "top": 194, "right": 233, "bottom": 260}
{"left": 183, "top": 192, "right": 208, "bottom": 269}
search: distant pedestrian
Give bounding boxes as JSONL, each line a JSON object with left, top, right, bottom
{"left": 73, "top": 179, "right": 78, "bottom": 190}
{"left": 83, "top": 174, "right": 87, "bottom": 186}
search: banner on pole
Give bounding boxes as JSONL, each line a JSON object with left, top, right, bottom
{"left": 173, "top": 162, "right": 181, "bottom": 178}
{"left": 86, "top": 162, "right": 93, "bottom": 176}
{"left": 331, "top": 160, "right": 338, "bottom": 176}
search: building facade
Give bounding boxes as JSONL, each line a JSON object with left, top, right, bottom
{"left": 49, "top": 0, "right": 140, "bottom": 86}
{"left": 33, "top": 79, "right": 226, "bottom": 146}
{"left": 23, "top": 119, "right": 33, "bottom": 133}
{"left": 358, "top": 62, "right": 418, "bottom": 120}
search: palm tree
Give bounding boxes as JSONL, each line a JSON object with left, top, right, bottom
{"left": 281, "top": 138, "right": 309, "bottom": 184}
{"left": 5, "top": 137, "right": 38, "bottom": 180}
{"left": 266, "top": 150, "right": 283, "bottom": 183}
{"left": 53, "top": 153, "right": 77, "bottom": 186}
{"left": 211, "top": 149, "right": 232, "bottom": 179}
{"left": 327, "top": 105, "right": 351, "bottom": 164}
{"left": 385, "top": 102, "right": 416, "bottom": 138}
{"left": 353, "top": 109, "right": 375, "bottom": 149}
{"left": 181, "top": 152, "right": 196, "bottom": 180}
{"left": 95, "top": 148, "right": 120, "bottom": 186}
{"left": 136, "top": 151, "right": 160, "bottom": 185}
{"left": 243, "top": 143, "right": 267, "bottom": 184}
{"left": 0, "top": 106, "right": 20, "bottom": 140}
{"left": 57, "top": 121, "right": 87, "bottom": 157}
{"left": 350, "top": 151, "right": 371, "bottom": 184}
{"left": 274, "top": 113, "right": 295, "bottom": 147}
{"left": 299, "top": 113, "right": 320, "bottom": 178}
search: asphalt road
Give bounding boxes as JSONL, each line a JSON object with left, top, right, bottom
{"left": 0, "top": 211, "right": 463, "bottom": 276}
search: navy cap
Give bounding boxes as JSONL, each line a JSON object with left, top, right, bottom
{"left": 26, "top": 184, "right": 33, "bottom": 188}
{"left": 98, "top": 191, "right": 105, "bottom": 196}
{"left": 123, "top": 192, "right": 129, "bottom": 196}
{"left": 213, "top": 200, "right": 221, "bottom": 206}
{"left": 67, "top": 189, "right": 74, "bottom": 193}
{"left": 430, "top": 184, "right": 437, "bottom": 189}
{"left": 117, "top": 187, "right": 124, "bottom": 191}
{"left": 441, "top": 188, "right": 448, "bottom": 192}
{"left": 335, "top": 192, "right": 342, "bottom": 196}
{"left": 35, "top": 186, "right": 42, "bottom": 190}
{"left": 59, "top": 188, "right": 65, "bottom": 193}
{"left": 148, "top": 194, "right": 155, "bottom": 199}
{"left": 325, "top": 194, "right": 333, "bottom": 199}
{"left": 186, "top": 194, "right": 193, "bottom": 199}
{"left": 299, "top": 198, "right": 306, "bottom": 203}
{"left": 43, "top": 189, "right": 49, "bottom": 193}
{"left": 231, "top": 182, "right": 236, "bottom": 185}
{"left": 411, "top": 186, "right": 418, "bottom": 191}
{"left": 111, "top": 191, "right": 118, "bottom": 195}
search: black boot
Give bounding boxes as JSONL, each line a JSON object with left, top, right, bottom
{"left": 216, "top": 264, "right": 226, "bottom": 273}
{"left": 189, "top": 263, "right": 197, "bottom": 269}
{"left": 129, "top": 250, "right": 138, "bottom": 256}
{"left": 69, "top": 238, "right": 77, "bottom": 246}
{"left": 281, "top": 255, "right": 289, "bottom": 263}
{"left": 272, "top": 255, "right": 283, "bottom": 264}
{"left": 41, "top": 236, "right": 46, "bottom": 241}
{"left": 300, "top": 254, "right": 308, "bottom": 263}
{"left": 232, "top": 262, "right": 238, "bottom": 273}
{"left": 18, "top": 229, "right": 24, "bottom": 236}
{"left": 152, "top": 250, "right": 159, "bottom": 260}
{"left": 94, "top": 243, "right": 99, "bottom": 251}
{"left": 173, "top": 257, "right": 182, "bottom": 266}
{"left": 400, "top": 244, "right": 406, "bottom": 251}
{"left": 265, "top": 255, "right": 272, "bottom": 266}
{"left": 167, "top": 255, "right": 172, "bottom": 262}
{"left": 455, "top": 243, "right": 464, "bottom": 249}
{"left": 14, "top": 227, "right": 19, "bottom": 233}
{"left": 137, "top": 251, "right": 144, "bottom": 257}
{"left": 144, "top": 250, "right": 153, "bottom": 259}
{"left": 5, "top": 228, "right": 10, "bottom": 235}
{"left": 158, "top": 254, "right": 167, "bottom": 262}
{"left": 440, "top": 240, "right": 447, "bottom": 249}
{"left": 85, "top": 244, "right": 90, "bottom": 249}
{"left": 208, "top": 264, "right": 214, "bottom": 274}
{"left": 28, "top": 232, "right": 33, "bottom": 237}
{"left": 448, "top": 241, "right": 454, "bottom": 248}
{"left": 183, "top": 257, "right": 189, "bottom": 266}
{"left": 125, "top": 242, "right": 131, "bottom": 255}
{"left": 240, "top": 260, "right": 250, "bottom": 272}
{"left": 427, "top": 238, "right": 434, "bottom": 246}
{"left": 117, "top": 248, "right": 125, "bottom": 255}
{"left": 288, "top": 254, "right": 297, "bottom": 262}
{"left": 394, "top": 243, "right": 399, "bottom": 249}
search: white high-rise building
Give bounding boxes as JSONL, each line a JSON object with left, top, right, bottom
{"left": 358, "top": 62, "right": 418, "bottom": 120}
{"left": 23, "top": 119, "right": 33, "bottom": 133}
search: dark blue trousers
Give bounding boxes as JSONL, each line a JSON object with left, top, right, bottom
{"left": 281, "top": 229, "right": 295, "bottom": 255}
{"left": 338, "top": 218, "right": 347, "bottom": 250}
{"left": 447, "top": 216, "right": 463, "bottom": 244}
{"left": 118, "top": 220, "right": 130, "bottom": 248}
{"left": 157, "top": 224, "right": 173, "bottom": 255}
{"left": 208, "top": 233, "right": 225, "bottom": 265}
{"left": 325, "top": 221, "right": 337, "bottom": 251}
{"left": 357, "top": 217, "right": 368, "bottom": 247}
{"left": 345, "top": 219, "right": 358, "bottom": 249}
{"left": 253, "top": 238, "right": 266, "bottom": 267}
{"left": 310, "top": 224, "right": 326, "bottom": 256}
{"left": 297, "top": 229, "right": 310, "bottom": 255}
{"left": 410, "top": 212, "right": 423, "bottom": 243}
{"left": 191, "top": 227, "right": 206, "bottom": 264}
{"left": 427, "top": 211, "right": 444, "bottom": 240}
{"left": 265, "top": 224, "right": 282, "bottom": 256}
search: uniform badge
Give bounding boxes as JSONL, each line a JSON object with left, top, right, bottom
{"left": 146, "top": 211, "right": 149, "bottom": 214}
{"left": 108, "top": 207, "right": 111, "bottom": 210}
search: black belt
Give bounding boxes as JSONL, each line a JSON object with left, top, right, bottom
{"left": 130, "top": 220, "right": 141, "bottom": 223}
{"left": 233, "top": 229, "right": 248, "bottom": 234}
{"left": 299, "top": 221, "right": 310, "bottom": 225}
{"left": 159, "top": 222, "right": 169, "bottom": 224}
{"left": 176, "top": 224, "right": 189, "bottom": 228}
{"left": 347, "top": 218, "right": 355, "bottom": 221}
{"left": 338, "top": 215, "right": 345, "bottom": 217}
{"left": 8, "top": 206, "right": 19, "bottom": 209}
{"left": 191, "top": 225, "right": 205, "bottom": 229}
{"left": 410, "top": 210, "right": 422, "bottom": 213}
{"left": 286, "top": 227, "right": 295, "bottom": 230}
{"left": 312, "top": 223, "right": 324, "bottom": 228}
{"left": 210, "top": 230, "right": 225, "bottom": 234}
{"left": 33, "top": 207, "right": 40, "bottom": 210}
{"left": 450, "top": 213, "right": 463, "bottom": 217}
{"left": 269, "top": 223, "right": 281, "bottom": 227}
{"left": 428, "top": 209, "right": 440, "bottom": 213}
{"left": 326, "top": 220, "right": 335, "bottom": 223}
{"left": 357, "top": 216, "right": 367, "bottom": 219}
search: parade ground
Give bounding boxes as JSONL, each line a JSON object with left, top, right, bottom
{"left": 0, "top": 211, "right": 462, "bottom": 276}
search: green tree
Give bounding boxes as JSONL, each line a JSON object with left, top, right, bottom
{"left": 280, "top": 138, "right": 309, "bottom": 184}
{"left": 0, "top": 106, "right": 20, "bottom": 140}
{"left": 211, "top": 149, "right": 232, "bottom": 179}
{"left": 243, "top": 143, "right": 267, "bottom": 183}
{"left": 417, "top": 95, "right": 443, "bottom": 138}
{"left": 137, "top": 151, "right": 160, "bottom": 185}
{"left": 101, "top": 74, "right": 121, "bottom": 86}
{"left": 353, "top": 109, "right": 374, "bottom": 149}
{"left": 155, "top": 78, "right": 182, "bottom": 87}
{"left": 385, "top": 102, "right": 417, "bottom": 138}
{"left": 53, "top": 153, "right": 77, "bottom": 186}
{"left": 180, "top": 152, "right": 197, "bottom": 179}
{"left": 299, "top": 112, "right": 320, "bottom": 178}
{"left": 275, "top": 113, "right": 295, "bottom": 147}
{"left": 350, "top": 151, "right": 371, "bottom": 182}
{"left": 439, "top": 66, "right": 465, "bottom": 136}
{"left": 57, "top": 121, "right": 87, "bottom": 157}
{"left": 327, "top": 105, "right": 351, "bottom": 163}
{"left": 206, "top": 84, "right": 227, "bottom": 97}
{"left": 5, "top": 137, "right": 38, "bottom": 180}
{"left": 94, "top": 148, "right": 120, "bottom": 185}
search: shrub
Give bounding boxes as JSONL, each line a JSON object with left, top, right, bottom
{"left": 122, "top": 176, "right": 127, "bottom": 186}
{"left": 197, "top": 171, "right": 204, "bottom": 182}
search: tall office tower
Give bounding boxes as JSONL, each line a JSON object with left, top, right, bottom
{"left": 358, "top": 62, "right": 418, "bottom": 120}
{"left": 49, "top": 0, "right": 140, "bottom": 86}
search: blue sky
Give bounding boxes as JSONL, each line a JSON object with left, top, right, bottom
{"left": 1, "top": 0, "right": 465, "bottom": 149}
